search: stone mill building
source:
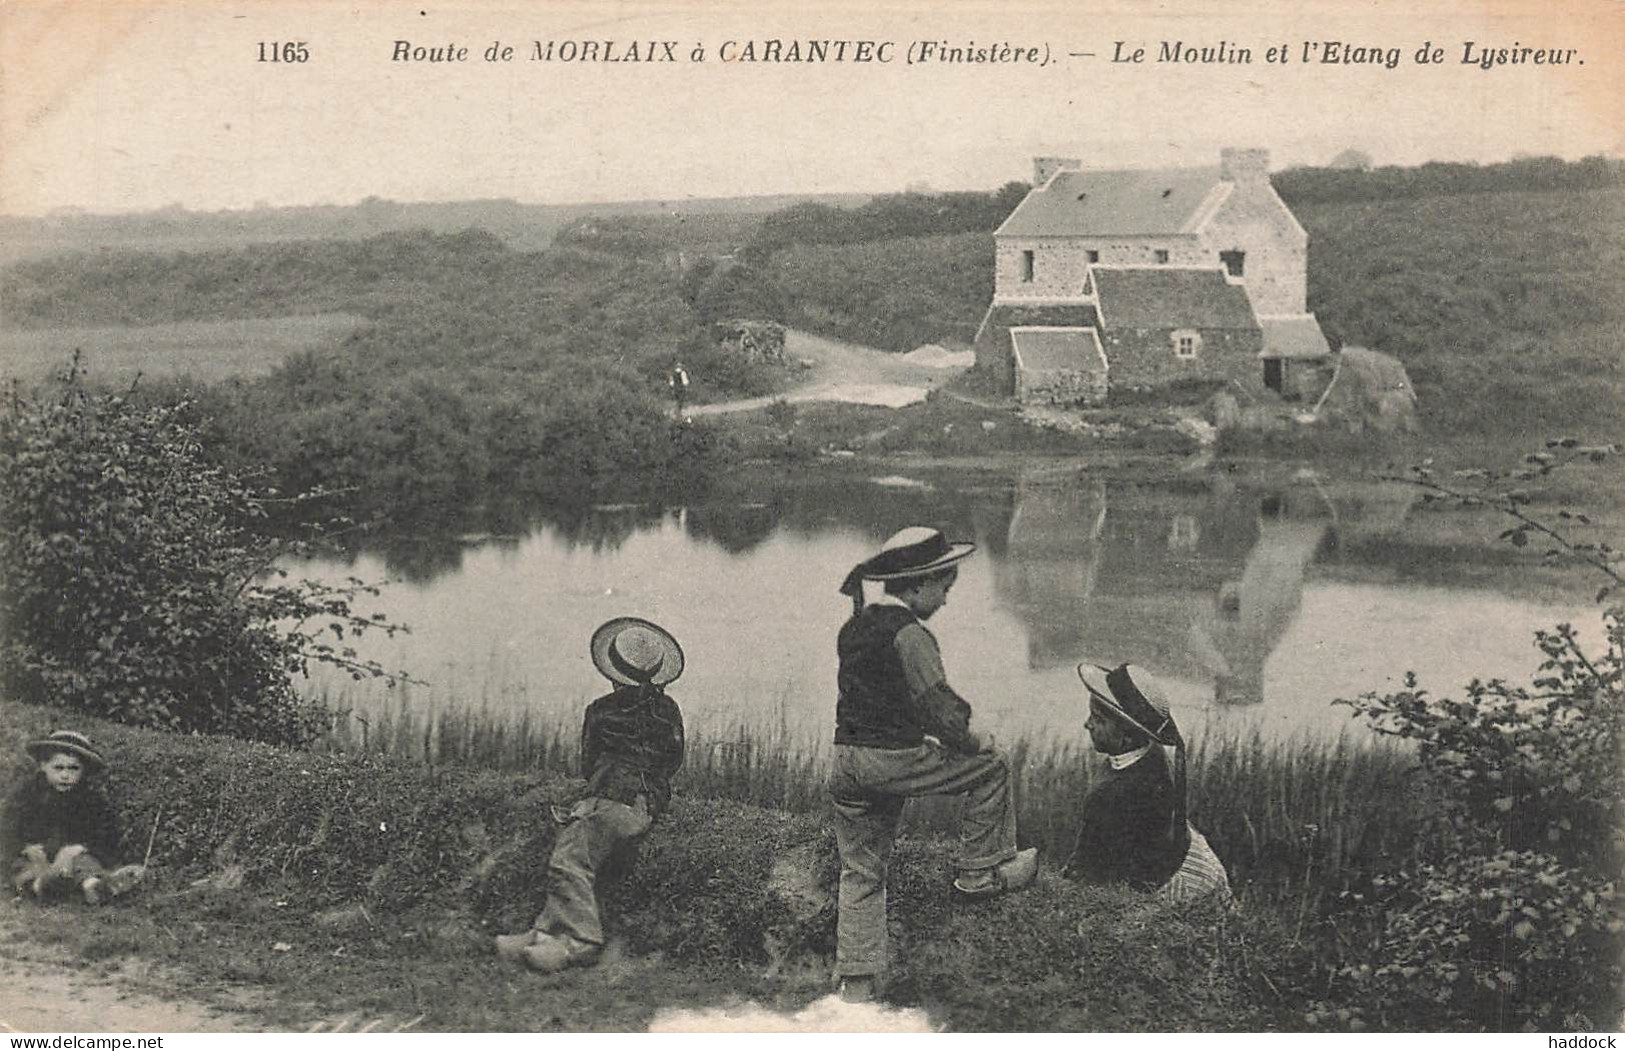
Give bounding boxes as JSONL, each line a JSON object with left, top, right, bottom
{"left": 973, "top": 148, "right": 1333, "bottom": 406}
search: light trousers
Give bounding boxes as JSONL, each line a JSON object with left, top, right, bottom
{"left": 829, "top": 742, "right": 1018, "bottom": 977}
{"left": 532, "top": 796, "right": 652, "bottom": 947}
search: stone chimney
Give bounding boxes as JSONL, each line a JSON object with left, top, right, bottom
{"left": 1032, "top": 156, "right": 1081, "bottom": 187}
{"left": 1220, "top": 148, "right": 1270, "bottom": 182}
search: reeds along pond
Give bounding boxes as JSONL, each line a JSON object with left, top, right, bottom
{"left": 312, "top": 685, "right": 1424, "bottom": 897}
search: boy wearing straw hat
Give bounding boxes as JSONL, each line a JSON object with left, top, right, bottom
{"left": 496, "top": 617, "right": 686, "bottom": 974}
{"left": 831, "top": 527, "right": 1039, "bottom": 1001}
{"left": 1069, "top": 664, "right": 1230, "bottom": 903}
{"left": 2, "top": 730, "right": 145, "bottom": 905}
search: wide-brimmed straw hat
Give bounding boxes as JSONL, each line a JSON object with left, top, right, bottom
{"left": 25, "top": 730, "right": 106, "bottom": 771}
{"left": 839, "top": 527, "right": 975, "bottom": 610}
{"left": 590, "top": 617, "right": 684, "bottom": 687}
{"left": 1077, "top": 663, "right": 1178, "bottom": 746}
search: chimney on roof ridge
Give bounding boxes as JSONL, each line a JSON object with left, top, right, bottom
{"left": 1220, "top": 148, "right": 1270, "bottom": 182}
{"left": 1033, "top": 156, "right": 1082, "bottom": 188}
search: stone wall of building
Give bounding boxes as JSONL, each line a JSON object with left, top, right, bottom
{"left": 972, "top": 303, "right": 1099, "bottom": 390}
{"left": 994, "top": 236, "right": 1206, "bottom": 300}
{"left": 1101, "top": 326, "right": 1263, "bottom": 392}
{"left": 1017, "top": 367, "right": 1109, "bottom": 407}
{"left": 1279, "top": 357, "right": 1337, "bottom": 402}
{"left": 1202, "top": 181, "right": 1307, "bottom": 316}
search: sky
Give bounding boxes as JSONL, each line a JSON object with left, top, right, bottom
{"left": 2, "top": 0, "right": 1621, "bottom": 215}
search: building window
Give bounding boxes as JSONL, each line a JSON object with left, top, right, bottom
{"left": 1168, "top": 514, "right": 1200, "bottom": 551}
{"left": 1172, "top": 329, "right": 1201, "bottom": 359}
{"left": 1087, "top": 249, "right": 1100, "bottom": 263}
{"left": 1220, "top": 249, "right": 1245, "bottom": 277}
{"left": 1021, "top": 250, "right": 1035, "bottom": 283}
{"left": 1154, "top": 249, "right": 1170, "bottom": 264}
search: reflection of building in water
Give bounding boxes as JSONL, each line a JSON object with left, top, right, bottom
{"left": 1073, "top": 478, "right": 1265, "bottom": 679}
{"left": 1188, "top": 491, "right": 1331, "bottom": 705}
{"left": 990, "top": 474, "right": 1362, "bottom": 709}
{"left": 992, "top": 472, "right": 1108, "bottom": 668}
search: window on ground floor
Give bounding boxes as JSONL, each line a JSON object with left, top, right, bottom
{"left": 1154, "top": 249, "right": 1170, "bottom": 264}
{"left": 1172, "top": 329, "right": 1201, "bottom": 359}
{"left": 1021, "top": 250, "right": 1035, "bottom": 283}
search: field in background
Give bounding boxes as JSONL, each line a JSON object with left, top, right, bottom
{"left": 0, "top": 192, "right": 869, "bottom": 267}
{"left": 0, "top": 313, "right": 368, "bottom": 386}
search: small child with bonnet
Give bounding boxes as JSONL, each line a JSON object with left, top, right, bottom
{"left": 2, "top": 730, "right": 145, "bottom": 904}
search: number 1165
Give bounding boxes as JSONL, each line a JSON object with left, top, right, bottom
{"left": 258, "top": 42, "right": 310, "bottom": 62}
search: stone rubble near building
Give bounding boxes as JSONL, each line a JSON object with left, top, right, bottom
{"left": 714, "top": 319, "right": 788, "bottom": 365}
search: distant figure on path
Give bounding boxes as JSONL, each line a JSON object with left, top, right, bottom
{"left": 495, "top": 618, "right": 686, "bottom": 973}
{"left": 1065, "top": 664, "right": 1230, "bottom": 903}
{"left": 830, "top": 527, "right": 1038, "bottom": 1002}
{"left": 668, "top": 362, "right": 690, "bottom": 419}
{"left": 2, "top": 730, "right": 146, "bottom": 905}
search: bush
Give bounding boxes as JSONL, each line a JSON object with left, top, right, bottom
{"left": 0, "top": 363, "right": 400, "bottom": 743}
{"left": 1327, "top": 611, "right": 1625, "bottom": 1029}
{"left": 1330, "top": 850, "right": 1620, "bottom": 1031}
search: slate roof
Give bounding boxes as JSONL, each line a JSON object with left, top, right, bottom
{"left": 1258, "top": 314, "right": 1333, "bottom": 359}
{"left": 1009, "top": 328, "right": 1107, "bottom": 373}
{"left": 1093, "top": 267, "right": 1257, "bottom": 330}
{"left": 997, "top": 167, "right": 1229, "bottom": 238}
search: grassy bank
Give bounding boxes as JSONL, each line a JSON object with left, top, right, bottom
{"left": 0, "top": 692, "right": 1412, "bottom": 1029}
{"left": 1, "top": 699, "right": 1321, "bottom": 1031}
{"left": 314, "top": 695, "right": 1420, "bottom": 896}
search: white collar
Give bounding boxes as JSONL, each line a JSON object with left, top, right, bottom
{"left": 870, "top": 594, "right": 911, "bottom": 610}
{"left": 1108, "top": 744, "right": 1152, "bottom": 771}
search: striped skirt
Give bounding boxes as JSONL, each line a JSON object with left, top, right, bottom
{"left": 1159, "top": 826, "right": 1232, "bottom": 904}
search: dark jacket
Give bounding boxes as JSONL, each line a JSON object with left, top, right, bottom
{"left": 581, "top": 684, "right": 685, "bottom": 817}
{"left": 1063, "top": 745, "right": 1189, "bottom": 890}
{"left": 0, "top": 771, "right": 123, "bottom": 865}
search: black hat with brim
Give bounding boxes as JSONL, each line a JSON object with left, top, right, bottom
{"left": 839, "top": 526, "right": 976, "bottom": 607}
{"left": 1077, "top": 663, "right": 1178, "bottom": 746}
{"left": 25, "top": 730, "right": 106, "bottom": 771}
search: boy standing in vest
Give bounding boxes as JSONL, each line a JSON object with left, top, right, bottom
{"left": 495, "top": 617, "right": 685, "bottom": 973}
{"left": 830, "top": 527, "right": 1038, "bottom": 1001}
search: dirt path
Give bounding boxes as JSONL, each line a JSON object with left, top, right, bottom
{"left": 0, "top": 905, "right": 262, "bottom": 1033}
{"left": 691, "top": 329, "right": 970, "bottom": 415}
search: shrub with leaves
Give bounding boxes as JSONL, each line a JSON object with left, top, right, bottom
{"left": 0, "top": 362, "right": 404, "bottom": 743}
{"left": 1325, "top": 444, "right": 1625, "bottom": 1030}
{"left": 1341, "top": 618, "right": 1622, "bottom": 867}
{"left": 1329, "top": 850, "right": 1620, "bottom": 1031}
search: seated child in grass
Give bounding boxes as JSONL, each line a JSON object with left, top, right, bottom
{"left": 1065, "top": 665, "right": 1231, "bottom": 904}
{"left": 2, "top": 730, "right": 145, "bottom": 905}
{"left": 495, "top": 617, "right": 686, "bottom": 973}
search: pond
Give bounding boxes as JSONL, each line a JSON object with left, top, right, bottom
{"left": 292, "top": 464, "right": 1599, "bottom": 753}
